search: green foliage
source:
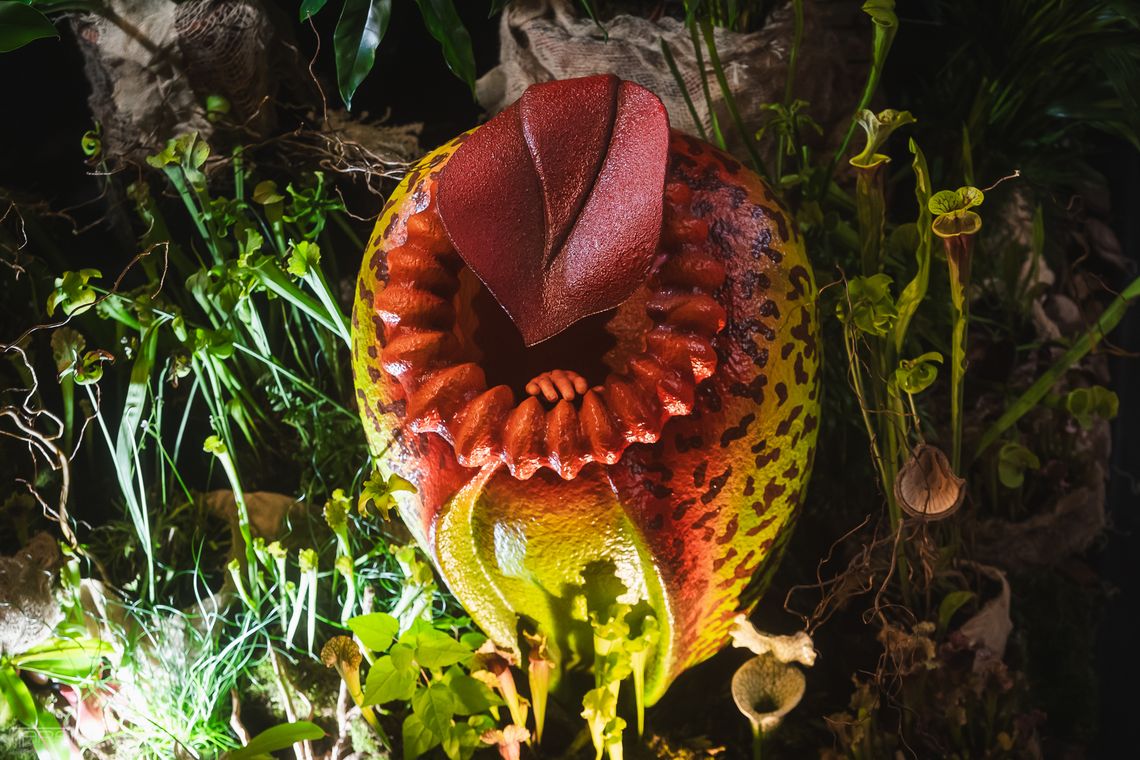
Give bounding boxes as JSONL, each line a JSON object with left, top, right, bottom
{"left": 414, "top": 0, "right": 476, "bottom": 95}
{"left": 929, "top": 186, "right": 984, "bottom": 239}
{"left": 310, "top": 0, "right": 487, "bottom": 108}
{"left": 0, "top": 1, "right": 57, "bottom": 53}
{"left": 997, "top": 441, "right": 1041, "bottom": 489}
{"left": 224, "top": 721, "right": 325, "bottom": 759}
{"left": 975, "top": 277, "right": 1140, "bottom": 458}
{"left": 348, "top": 612, "right": 503, "bottom": 760}
{"left": 333, "top": 0, "right": 391, "bottom": 110}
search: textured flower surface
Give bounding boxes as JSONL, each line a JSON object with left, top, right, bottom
{"left": 351, "top": 76, "right": 820, "bottom": 705}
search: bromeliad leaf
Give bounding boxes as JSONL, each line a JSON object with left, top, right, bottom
{"left": 0, "top": 2, "right": 58, "bottom": 54}
{"left": 442, "top": 721, "right": 481, "bottom": 760}
{"left": 12, "top": 637, "right": 112, "bottom": 682}
{"left": 334, "top": 0, "right": 391, "bottom": 110}
{"left": 414, "top": 0, "right": 476, "bottom": 94}
{"left": 348, "top": 611, "right": 399, "bottom": 652}
{"left": 0, "top": 663, "right": 37, "bottom": 727}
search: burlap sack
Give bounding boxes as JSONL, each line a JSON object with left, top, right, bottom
{"left": 477, "top": 0, "right": 867, "bottom": 160}
{"left": 71, "top": 0, "right": 283, "bottom": 164}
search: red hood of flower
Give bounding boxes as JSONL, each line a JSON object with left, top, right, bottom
{"left": 437, "top": 74, "right": 671, "bottom": 347}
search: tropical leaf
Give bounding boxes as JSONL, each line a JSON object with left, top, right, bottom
{"left": 0, "top": 2, "right": 57, "bottom": 53}
{"left": 334, "top": 0, "right": 392, "bottom": 109}
{"left": 414, "top": 0, "right": 476, "bottom": 94}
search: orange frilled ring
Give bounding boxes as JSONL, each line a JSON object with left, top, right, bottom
{"left": 372, "top": 181, "right": 726, "bottom": 481}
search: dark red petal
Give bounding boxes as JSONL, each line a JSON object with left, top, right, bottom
{"left": 519, "top": 75, "right": 619, "bottom": 265}
{"left": 437, "top": 75, "right": 670, "bottom": 346}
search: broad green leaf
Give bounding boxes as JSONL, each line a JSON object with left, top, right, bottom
{"left": 410, "top": 628, "right": 473, "bottom": 669}
{"left": 225, "top": 721, "right": 324, "bottom": 759}
{"left": 447, "top": 673, "right": 501, "bottom": 715}
{"left": 334, "top": 0, "right": 391, "bottom": 110}
{"left": 837, "top": 273, "right": 897, "bottom": 337}
{"left": 412, "top": 682, "right": 456, "bottom": 737}
{"left": 348, "top": 611, "right": 399, "bottom": 652}
{"left": 0, "top": 664, "right": 36, "bottom": 727}
{"left": 31, "top": 702, "right": 68, "bottom": 759}
{"left": 12, "top": 638, "right": 111, "bottom": 682}
{"left": 0, "top": 2, "right": 57, "bottom": 53}
{"left": 390, "top": 641, "right": 416, "bottom": 670}
{"left": 402, "top": 712, "right": 441, "bottom": 760}
{"left": 300, "top": 0, "right": 329, "bottom": 20}
{"left": 362, "top": 654, "right": 417, "bottom": 705}
{"left": 414, "top": 0, "right": 476, "bottom": 94}
{"left": 442, "top": 721, "right": 480, "bottom": 760}
{"left": 937, "top": 590, "right": 976, "bottom": 633}
{"left": 458, "top": 631, "right": 487, "bottom": 651}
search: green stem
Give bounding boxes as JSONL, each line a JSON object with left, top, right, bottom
{"left": 699, "top": 17, "right": 768, "bottom": 178}
{"left": 855, "top": 167, "right": 886, "bottom": 275}
{"left": 945, "top": 234, "right": 973, "bottom": 473}
{"left": 661, "top": 37, "right": 709, "bottom": 142}
{"left": 950, "top": 301, "right": 967, "bottom": 472}
{"left": 974, "top": 275, "right": 1140, "bottom": 458}
{"left": 819, "top": 8, "right": 897, "bottom": 198}
{"left": 687, "top": 13, "right": 726, "bottom": 150}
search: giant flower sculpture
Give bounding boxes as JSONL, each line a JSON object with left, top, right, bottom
{"left": 351, "top": 75, "right": 819, "bottom": 705}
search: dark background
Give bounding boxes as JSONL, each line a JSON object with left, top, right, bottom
{"left": 1, "top": 2, "right": 1136, "bottom": 755}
